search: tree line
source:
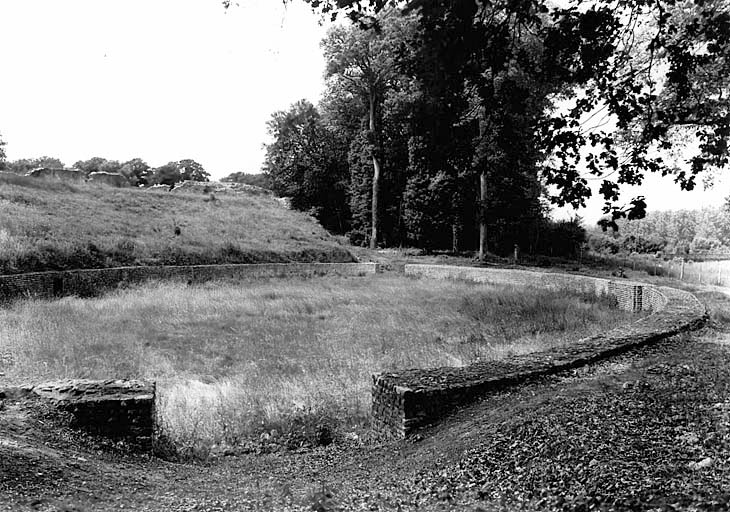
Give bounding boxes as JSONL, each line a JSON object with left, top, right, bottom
{"left": 588, "top": 207, "right": 730, "bottom": 257}
{"left": 260, "top": 0, "right": 729, "bottom": 256}
{"left": 0, "top": 154, "right": 210, "bottom": 188}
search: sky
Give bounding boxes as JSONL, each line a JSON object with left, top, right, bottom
{"left": 0, "top": 0, "right": 726, "bottom": 224}
{"left": 0, "top": 0, "right": 330, "bottom": 179}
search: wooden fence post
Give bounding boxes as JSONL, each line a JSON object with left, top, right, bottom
{"left": 680, "top": 259, "right": 685, "bottom": 280}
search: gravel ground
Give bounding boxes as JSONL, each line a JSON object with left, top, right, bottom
{"left": 1, "top": 290, "right": 729, "bottom": 511}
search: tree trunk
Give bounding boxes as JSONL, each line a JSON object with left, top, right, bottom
{"left": 478, "top": 108, "right": 488, "bottom": 261}
{"left": 369, "top": 93, "right": 380, "bottom": 250}
{"left": 479, "top": 171, "right": 487, "bottom": 260}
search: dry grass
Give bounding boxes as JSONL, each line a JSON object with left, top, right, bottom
{"left": 0, "top": 273, "right": 635, "bottom": 454}
{"left": 0, "top": 172, "right": 352, "bottom": 273}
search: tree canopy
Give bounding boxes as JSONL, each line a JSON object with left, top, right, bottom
{"left": 177, "top": 159, "right": 210, "bottom": 182}
{"left": 290, "top": 0, "right": 730, "bottom": 228}
{"left": 73, "top": 157, "right": 122, "bottom": 176}
{"left": 148, "top": 159, "right": 209, "bottom": 187}
{"left": 222, "top": 172, "right": 272, "bottom": 189}
{"left": 119, "top": 158, "right": 152, "bottom": 186}
{"left": 263, "top": 99, "right": 350, "bottom": 233}
{"left": 5, "top": 156, "right": 65, "bottom": 175}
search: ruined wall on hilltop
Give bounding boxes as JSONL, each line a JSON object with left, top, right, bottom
{"left": 87, "top": 172, "right": 129, "bottom": 188}
{"left": 25, "top": 167, "right": 85, "bottom": 183}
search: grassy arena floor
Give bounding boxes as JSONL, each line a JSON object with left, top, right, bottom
{"left": 0, "top": 273, "right": 636, "bottom": 454}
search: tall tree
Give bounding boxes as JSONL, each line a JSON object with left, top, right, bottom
{"left": 321, "top": 9, "right": 416, "bottom": 248}
{"left": 297, "top": 0, "right": 730, "bottom": 226}
{"left": 177, "top": 159, "right": 210, "bottom": 182}
{"left": 119, "top": 158, "right": 151, "bottom": 186}
{"left": 151, "top": 162, "right": 182, "bottom": 187}
{"left": 263, "top": 99, "right": 350, "bottom": 233}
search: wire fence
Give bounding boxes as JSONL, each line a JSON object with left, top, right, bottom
{"left": 587, "top": 252, "right": 730, "bottom": 287}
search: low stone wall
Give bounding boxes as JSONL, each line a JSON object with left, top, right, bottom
{"left": 371, "top": 264, "right": 707, "bottom": 438}
{"left": 0, "top": 262, "right": 379, "bottom": 303}
{"left": 87, "top": 171, "right": 129, "bottom": 188}
{"left": 33, "top": 379, "right": 155, "bottom": 449}
{"left": 24, "top": 167, "right": 85, "bottom": 183}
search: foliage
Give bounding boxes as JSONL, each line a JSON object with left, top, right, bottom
{"left": 221, "top": 172, "right": 272, "bottom": 189}
{"left": 298, "top": 0, "right": 730, "bottom": 229}
{"left": 345, "top": 131, "right": 373, "bottom": 245}
{"left": 148, "top": 159, "right": 207, "bottom": 187}
{"left": 263, "top": 99, "right": 350, "bottom": 233}
{"left": 119, "top": 158, "right": 152, "bottom": 186}
{"left": 151, "top": 161, "right": 181, "bottom": 187}
{"left": 321, "top": 9, "right": 419, "bottom": 247}
{"left": 177, "top": 159, "right": 210, "bottom": 182}
{"left": 73, "top": 157, "right": 122, "bottom": 176}
{"left": 5, "top": 156, "right": 65, "bottom": 175}
{"left": 533, "top": 218, "right": 587, "bottom": 259}
{"left": 588, "top": 207, "right": 730, "bottom": 256}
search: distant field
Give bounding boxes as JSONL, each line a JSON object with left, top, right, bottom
{"left": 590, "top": 251, "right": 730, "bottom": 287}
{"left": 658, "top": 258, "right": 730, "bottom": 287}
{"left": 0, "top": 172, "right": 353, "bottom": 274}
{"left": 0, "top": 273, "right": 636, "bottom": 454}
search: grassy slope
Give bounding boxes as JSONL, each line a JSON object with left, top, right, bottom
{"left": 0, "top": 172, "right": 353, "bottom": 273}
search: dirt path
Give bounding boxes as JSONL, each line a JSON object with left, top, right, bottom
{"left": 2, "top": 324, "right": 729, "bottom": 511}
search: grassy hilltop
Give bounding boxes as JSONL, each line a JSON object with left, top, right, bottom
{"left": 0, "top": 172, "right": 354, "bottom": 274}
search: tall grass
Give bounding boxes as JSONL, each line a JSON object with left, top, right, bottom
{"left": 0, "top": 173, "right": 352, "bottom": 273}
{"left": 0, "top": 274, "right": 634, "bottom": 454}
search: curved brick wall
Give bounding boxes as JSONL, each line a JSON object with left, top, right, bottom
{"left": 371, "top": 264, "right": 707, "bottom": 438}
{"left": 0, "top": 262, "right": 379, "bottom": 304}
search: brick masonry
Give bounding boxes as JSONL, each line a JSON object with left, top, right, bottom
{"left": 33, "top": 379, "right": 155, "bottom": 449}
{"left": 371, "top": 264, "right": 707, "bottom": 438}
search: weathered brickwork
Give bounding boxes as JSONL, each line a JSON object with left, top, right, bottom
{"left": 372, "top": 264, "right": 706, "bottom": 438}
{"left": 0, "top": 262, "right": 379, "bottom": 303}
{"left": 33, "top": 379, "right": 155, "bottom": 449}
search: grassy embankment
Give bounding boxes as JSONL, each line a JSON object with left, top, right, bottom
{"left": 0, "top": 273, "right": 636, "bottom": 456}
{"left": 0, "top": 172, "right": 353, "bottom": 274}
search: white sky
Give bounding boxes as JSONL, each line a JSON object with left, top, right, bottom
{"left": 0, "top": 0, "right": 329, "bottom": 179}
{"left": 0, "top": 0, "right": 726, "bottom": 223}
{"left": 553, "top": 172, "right": 730, "bottom": 225}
